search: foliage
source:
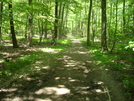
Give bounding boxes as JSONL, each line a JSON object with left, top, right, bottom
{"left": 1, "top": 0, "right": 134, "bottom": 99}
{"left": 0, "top": 38, "right": 72, "bottom": 87}
{"left": 81, "top": 38, "right": 134, "bottom": 99}
{"left": 125, "top": 41, "right": 134, "bottom": 50}
{"left": 123, "top": 75, "right": 134, "bottom": 96}
{"left": 0, "top": 52, "right": 39, "bottom": 79}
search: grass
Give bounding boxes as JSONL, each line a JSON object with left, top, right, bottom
{"left": 80, "top": 38, "right": 134, "bottom": 99}
{"left": 0, "top": 38, "right": 72, "bottom": 88}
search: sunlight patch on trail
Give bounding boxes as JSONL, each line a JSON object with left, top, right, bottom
{"left": 72, "top": 39, "right": 81, "bottom": 43}
{"left": 77, "top": 51, "right": 89, "bottom": 54}
{"left": 35, "top": 87, "right": 70, "bottom": 95}
{"left": 40, "top": 48, "right": 62, "bottom": 53}
{"left": 35, "top": 98, "right": 52, "bottom": 101}
{"left": 35, "top": 66, "right": 50, "bottom": 70}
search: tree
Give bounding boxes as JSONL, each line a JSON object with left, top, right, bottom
{"left": 0, "top": 1, "right": 3, "bottom": 39}
{"left": 58, "top": 1, "right": 66, "bottom": 39}
{"left": 27, "top": 0, "right": 33, "bottom": 47}
{"left": 110, "top": 0, "right": 118, "bottom": 52}
{"left": 101, "top": 0, "right": 108, "bottom": 51}
{"left": 123, "top": 0, "right": 126, "bottom": 34}
{"left": 87, "top": 0, "right": 92, "bottom": 46}
{"left": 9, "top": 0, "right": 18, "bottom": 48}
{"left": 52, "top": 0, "right": 58, "bottom": 45}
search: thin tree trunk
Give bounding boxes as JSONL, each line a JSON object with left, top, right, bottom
{"left": 87, "top": 0, "right": 92, "bottom": 46}
{"left": 92, "top": 9, "right": 96, "bottom": 43}
{"left": 24, "top": 13, "right": 29, "bottom": 39}
{"left": 52, "top": 0, "right": 58, "bottom": 45}
{"left": 0, "top": 1, "right": 3, "bottom": 39}
{"left": 81, "top": 22, "right": 84, "bottom": 37}
{"left": 27, "top": 0, "right": 33, "bottom": 47}
{"left": 110, "top": 0, "right": 118, "bottom": 53}
{"left": 39, "top": 19, "right": 44, "bottom": 43}
{"left": 65, "top": 4, "right": 68, "bottom": 30}
{"left": 58, "top": 1, "right": 62, "bottom": 20}
{"left": 58, "top": 1, "right": 62, "bottom": 38}
{"left": 133, "top": 9, "right": 134, "bottom": 27}
{"left": 72, "top": 21, "right": 73, "bottom": 34}
{"left": 38, "top": 18, "right": 41, "bottom": 43}
{"left": 9, "top": 0, "right": 18, "bottom": 48}
{"left": 84, "top": 1, "right": 87, "bottom": 35}
{"left": 59, "top": 3, "right": 65, "bottom": 39}
{"left": 123, "top": 0, "right": 126, "bottom": 34}
{"left": 101, "top": 0, "right": 108, "bottom": 51}
{"left": 108, "top": 3, "right": 113, "bottom": 45}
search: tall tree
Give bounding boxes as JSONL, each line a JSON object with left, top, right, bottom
{"left": 0, "top": 1, "right": 3, "bottom": 39}
{"left": 87, "top": 0, "right": 92, "bottom": 46}
{"left": 110, "top": 0, "right": 118, "bottom": 52}
{"left": 92, "top": 9, "right": 97, "bottom": 43}
{"left": 133, "top": 5, "right": 134, "bottom": 27}
{"left": 59, "top": 2, "right": 66, "bottom": 39}
{"left": 101, "top": 0, "right": 108, "bottom": 51}
{"left": 123, "top": 0, "right": 126, "bottom": 34}
{"left": 9, "top": 0, "right": 18, "bottom": 48}
{"left": 52, "top": 0, "right": 58, "bottom": 45}
{"left": 27, "top": 0, "right": 33, "bottom": 47}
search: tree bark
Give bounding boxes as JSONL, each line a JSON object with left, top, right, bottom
{"left": 87, "top": 0, "right": 92, "bottom": 46}
{"left": 123, "top": 0, "right": 126, "bottom": 34}
{"left": 0, "top": 1, "right": 3, "bottom": 39}
{"left": 92, "top": 9, "right": 96, "bottom": 43}
{"left": 101, "top": 0, "right": 108, "bottom": 51}
{"left": 110, "top": 0, "right": 118, "bottom": 53}
{"left": 27, "top": 0, "right": 33, "bottom": 47}
{"left": 52, "top": 0, "right": 58, "bottom": 45}
{"left": 133, "top": 7, "right": 134, "bottom": 27}
{"left": 9, "top": 0, "right": 18, "bottom": 48}
{"left": 59, "top": 3, "right": 65, "bottom": 39}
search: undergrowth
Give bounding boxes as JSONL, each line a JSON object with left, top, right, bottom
{"left": 81, "top": 38, "right": 134, "bottom": 100}
{"left": 0, "top": 38, "right": 72, "bottom": 88}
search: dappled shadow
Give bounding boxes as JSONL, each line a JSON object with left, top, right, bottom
{"left": 0, "top": 38, "right": 126, "bottom": 101}
{"left": 0, "top": 42, "right": 50, "bottom": 59}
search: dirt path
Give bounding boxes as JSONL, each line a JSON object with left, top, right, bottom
{"left": 0, "top": 36, "right": 126, "bottom": 101}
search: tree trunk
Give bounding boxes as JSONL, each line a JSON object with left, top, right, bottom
{"left": 52, "top": 0, "right": 58, "bottom": 45}
{"left": 27, "top": 0, "right": 33, "bottom": 47}
{"left": 107, "top": 3, "right": 113, "bottom": 46}
{"left": 87, "top": 0, "right": 92, "bottom": 46}
{"left": 59, "top": 3, "right": 65, "bottom": 39}
{"left": 123, "top": 0, "right": 126, "bottom": 34}
{"left": 39, "top": 19, "right": 44, "bottom": 43}
{"left": 65, "top": 4, "right": 68, "bottom": 30}
{"left": 9, "top": 0, "right": 18, "bottom": 48}
{"left": 24, "top": 13, "right": 29, "bottom": 39}
{"left": 133, "top": 7, "right": 134, "bottom": 27}
{"left": 101, "top": 0, "right": 108, "bottom": 51}
{"left": 0, "top": 1, "right": 3, "bottom": 39}
{"left": 92, "top": 9, "right": 96, "bottom": 43}
{"left": 110, "top": 0, "right": 118, "bottom": 53}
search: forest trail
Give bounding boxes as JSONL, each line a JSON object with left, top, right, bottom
{"left": 0, "top": 35, "right": 126, "bottom": 101}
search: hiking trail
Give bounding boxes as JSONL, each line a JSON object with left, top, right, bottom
{"left": 0, "top": 36, "right": 126, "bottom": 101}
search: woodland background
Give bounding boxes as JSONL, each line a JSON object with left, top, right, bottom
{"left": 0, "top": 0, "right": 134, "bottom": 100}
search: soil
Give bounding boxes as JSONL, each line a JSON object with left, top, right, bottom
{"left": 0, "top": 36, "right": 126, "bottom": 101}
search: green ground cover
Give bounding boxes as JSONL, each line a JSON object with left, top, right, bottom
{"left": 80, "top": 38, "right": 134, "bottom": 99}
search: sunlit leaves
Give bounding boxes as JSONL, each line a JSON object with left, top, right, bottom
{"left": 125, "top": 41, "right": 134, "bottom": 50}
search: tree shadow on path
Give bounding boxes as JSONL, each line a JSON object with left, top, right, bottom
{"left": 0, "top": 38, "right": 126, "bottom": 101}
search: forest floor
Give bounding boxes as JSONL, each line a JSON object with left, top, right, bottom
{"left": 0, "top": 35, "right": 127, "bottom": 101}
